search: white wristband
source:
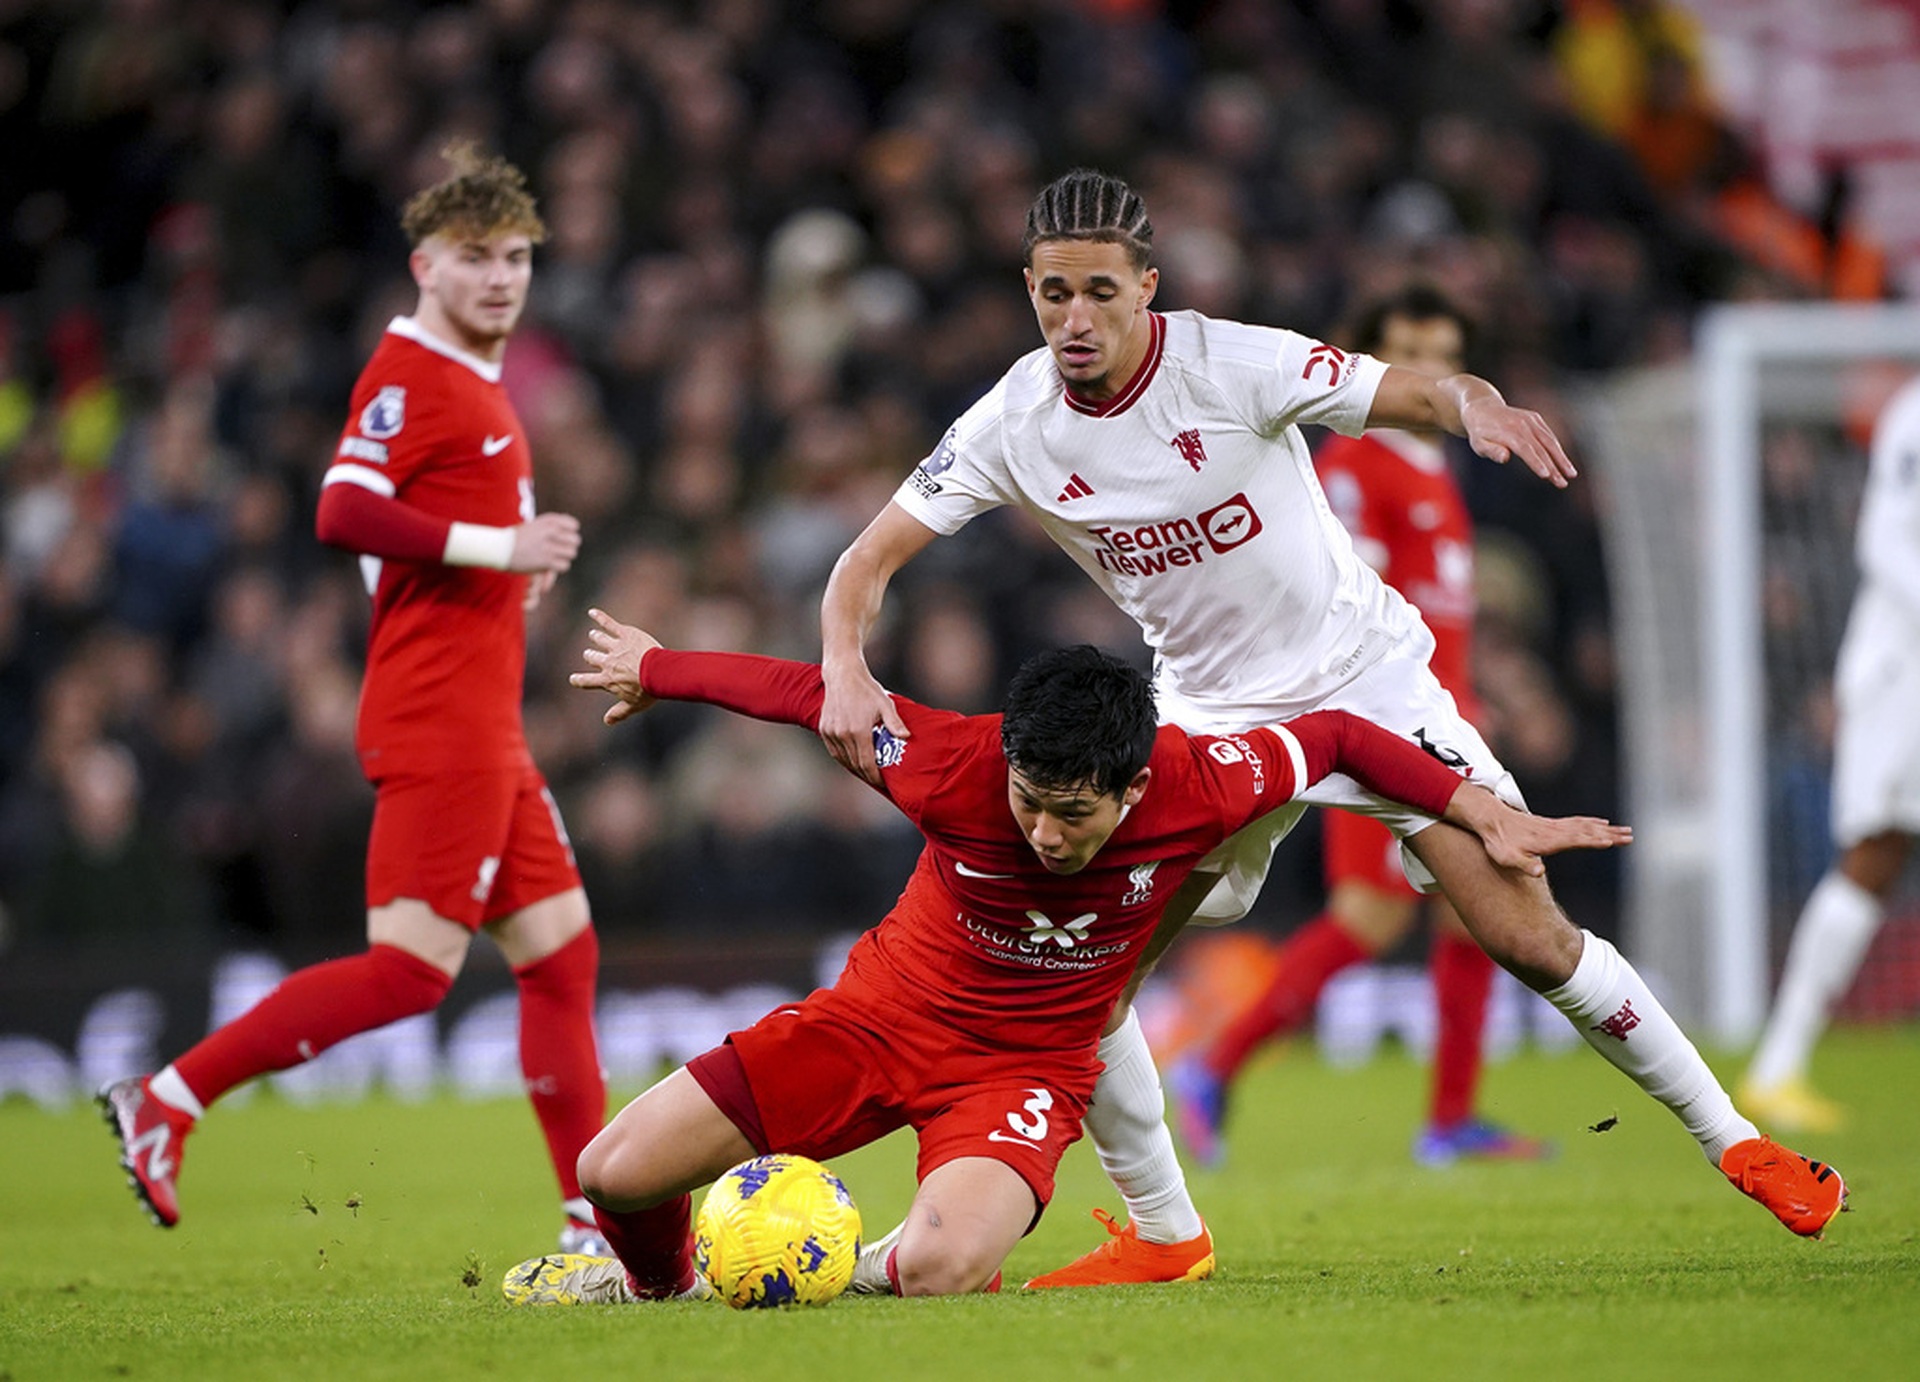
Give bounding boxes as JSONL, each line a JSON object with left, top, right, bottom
{"left": 443, "top": 521, "right": 517, "bottom": 570}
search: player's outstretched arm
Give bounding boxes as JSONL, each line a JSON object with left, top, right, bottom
{"left": 571, "top": 608, "right": 835, "bottom": 732}
{"left": 1285, "top": 711, "right": 1627, "bottom": 877}
{"left": 1367, "top": 365, "right": 1576, "bottom": 488}
{"left": 571, "top": 607, "right": 661, "bottom": 725}
{"left": 1441, "top": 783, "right": 1631, "bottom": 877}
{"left": 819, "top": 503, "right": 939, "bottom": 786}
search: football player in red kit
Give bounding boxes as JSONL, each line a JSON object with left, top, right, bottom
{"left": 1174, "top": 286, "right": 1551, "bottom": 1168}
{"left": 497, "top": 610, "right": 1629, "bottom": 1304}
{"left": 100, "top": 146, "right": 610, "bottom": 1255}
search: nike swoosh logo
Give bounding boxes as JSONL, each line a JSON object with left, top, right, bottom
{"left": 985, "top": 1129, "right": 1046, "bottom": 1150}
{"left": 482, "top": 434, "right": 513, "bottom": 456}
{"left": 954, "top": 861, "right": 1014, "bottom": 879}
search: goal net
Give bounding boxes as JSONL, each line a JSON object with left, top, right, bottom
{"left": 1582, "top": 303, "right": 1920, "bottom": 1042}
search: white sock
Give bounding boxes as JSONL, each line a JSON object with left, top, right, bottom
{"left": 149, "top": 1064, "right": 205, "bottom": 1121}
{"left": 1746, "top": 871, "right": 1884, "bottom": 1090}
{"left": 847, "top": 1220, "right": 904, "bottom": 1296}
{"left": 1083, "top": 1008, "right": 1205, "bottom": 1244}
{"left": 563, "top": 1197, "right": 595, "bottom": 1224}
{"left": 1543, "top": 931, "right": 1758, "bottom": 1165}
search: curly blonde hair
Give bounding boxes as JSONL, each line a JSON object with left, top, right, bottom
{"left": 400, "top": 142, "right": 547, "bottom": 247}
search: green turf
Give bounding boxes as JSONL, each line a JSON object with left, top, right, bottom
{"left": 3, "top": 1028, "right": 1915, "bottom": 1382}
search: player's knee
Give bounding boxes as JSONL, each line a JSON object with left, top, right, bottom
{"left": 367, "top": 943, "right": 455, "bottom": 1016}
{"left": 1477, "top": 908, "right": 1582, "bottom": 992}
{"left": 576, "top": 1123, "right": 674, "bottom": 1212}
{"left": 575, "top": 1129, "right": 629, "bottom": 1210}
{"left": 892, "top": 1240, "right": 1000, "bottom": 1297}
{"left": 1328, "top": 883, "right": 1416, "bottom": 952}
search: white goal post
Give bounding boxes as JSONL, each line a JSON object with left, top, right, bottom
{"left": 1585, "top": 303, "right": 1920, "bottom": 1044}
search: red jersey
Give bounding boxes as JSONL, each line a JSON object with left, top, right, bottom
{"left": 328, "top": 318, "right": 537, "bottom": 777}
{"left": 640, "top": 650, "right": 1464, "bottom": 1057}
{"left": 1316, "top": 430, "right": 1478, "bottom": 717}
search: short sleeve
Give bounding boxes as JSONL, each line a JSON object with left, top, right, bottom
{"left": 1256, "top": 330, "right": 1388, "bottom": 439}
{"left": 330, "top": 346, "right": 457, "bottom": 496}
{"left": 889, "top": 384, "right": 1018, "bottom": 536}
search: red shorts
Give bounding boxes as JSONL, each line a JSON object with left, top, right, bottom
{"left": 688, "top": 983, "right": 1092, "bottom": 1215}
{"left": 366, "top": 765, "right": 581, "bottom": 928}
{"left": 1323, "top": 806, "right": 1418, "bottom": 899}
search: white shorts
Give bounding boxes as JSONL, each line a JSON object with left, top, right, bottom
{"left": 1830, "top": 593, "right": 1920, "bottom": 846}
{"left": 1154, "top": 638, "right": 1521, "bottom": 923}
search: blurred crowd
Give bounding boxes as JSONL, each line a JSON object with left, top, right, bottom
{"left": 0, "top": 0, "right": 1864, "bottom": 961}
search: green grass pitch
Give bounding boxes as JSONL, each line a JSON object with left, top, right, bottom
{"left": 4, "top": 1027, "right": 1915, "bottom": 1382}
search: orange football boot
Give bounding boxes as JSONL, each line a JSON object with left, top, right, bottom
{"left": 1023, "top": 1208, "right": 1215, "bottom": 1289}
{"left": 1719, "top": 1136, "right": 1848, "bottom": 1238}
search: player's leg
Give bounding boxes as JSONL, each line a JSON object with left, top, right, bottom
{"left": 524, "top": 988, "right": 912, "bottom": 1306}
{"left": 1743, "top": 830, "right": 1911, "bottom": 1131}
{"left": 97, "top": 897, "right": 463, "bottom": 1229}
{"left": 1210, "top": 881, "right": 1410, "bottom": 1082}
{"left": 484, "top": 771, "right": 607, "bottom": 1249}
{"left": 578, "top": 1065, "right": 759, "bottom": 1209}
{"left": 490, "top": 886, "right": 605, "bottom": 1247}
{"left": 1024, "top": 896, "right": 1215, "bottom": 1285}
{"left": 1411, "top": 822, "right": 1846, "bottom": 1237}
{"left": 851, "top": 1069, "right": 1089, "bottom": 1295}
{"left": 1039, "top": 685, "right": 1314, "bottom": 1280}
{"left": 505, "top": 1065, "right": 752, "bottom": 1305}
{"left": 1747, "top": 612, "right": 1920, "bottom": 1131}
{"left": 1060, "top": 879, "right": 1212, "bottom": 1264}
{"left": 1177, "top": 810, "right": 1415, "bottom": 1167}
{"left": 1415, "top": 900, "right": 1551, "bottom": 1165}
{"left": 1030, "top": 806, "right": 1306, "bottom": 1285}
{"left": 885, "top": 1158, "right": 1035, "bottom": 1296}
{"left": 99, "top": 772, "right": 486, "bottom": 1227}
{"left": 178, "top": 898, "right": 467, "bottom": 1105}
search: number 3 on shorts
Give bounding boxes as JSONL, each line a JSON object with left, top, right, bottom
{"left": 987, "top": 1087, "right": 1054, "bottom": 1148}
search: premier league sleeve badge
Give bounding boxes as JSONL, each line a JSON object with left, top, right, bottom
{"left": 359, "top": 385, "right": 407, "bottom": 440}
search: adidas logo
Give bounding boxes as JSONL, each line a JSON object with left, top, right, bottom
{"left": 1057, "top": 473, "right": 1095, "bottom": 502}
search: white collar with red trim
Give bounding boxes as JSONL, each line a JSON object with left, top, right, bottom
{"left": 1061, "top": 312, "right": 1166, "bottom": 418}
{"left": 387, "top": 316, "right": 505, "bottom": 383}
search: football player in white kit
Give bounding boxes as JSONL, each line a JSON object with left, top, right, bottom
{"left": 1743, "top": 373, "right": 1920, "bottom": 1134}
{"left": 819, "top": 169, "right": 1847, "bottom": 1284}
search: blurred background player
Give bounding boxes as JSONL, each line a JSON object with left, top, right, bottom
{"left": 1742, "top": 371, "right": 1920, "bottom": 1133}
{"left": 99, "top": 146, "right": 609, "bottom": 1255}
{"left": 1171, "top": 286, "right": 1552, "bottom": 1169}
{"left": 819, "top": 168, "right": 1846, "bottom": 1287}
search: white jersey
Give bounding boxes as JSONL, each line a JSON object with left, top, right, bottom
{"left": 892, "top": 309, "right": 1416, "bottom": 721}
{"left": 1831, "top": 373, "right": 1920, "bottom": 842}
{"left": 1851, "top": 374, "right": 1920, "bottom": 636}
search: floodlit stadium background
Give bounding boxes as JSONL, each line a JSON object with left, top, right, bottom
{"left": 2, "top": 0, "right": 1917, "bottom": 1103}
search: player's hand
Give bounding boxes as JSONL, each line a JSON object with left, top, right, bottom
{"left": 570, "top": 607, "right": 660, "bottom": 725}
{"left": 1460, "top": 396, "right": 1577, "bottom": 489}
{"left": 818, "top": 659, "right": 908, "bottom": 787}
{"left": 1444, "top": 784, "right": 1631, "bottom": 876}
{"left": 524, "top": 568, "right": 557, "bottom": 611}
{"left": 509, "top": 512, "right": 582, "bottom": 573}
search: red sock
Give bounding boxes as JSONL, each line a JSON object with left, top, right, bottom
{"left": 1428, "top": 929, "right": 1496, "bottom": 1128}
{"left": 1204, "top": 915, "right": 1369, "bottom": 1081}
{"left": 173, "top": 944, "right": 453, "bottom": 1107}
{"left": 513, "top": 927, "right": 606, "bottom": 1202}
{"left": 591, "top": 1198, "right": 698, "bottom": 1298}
